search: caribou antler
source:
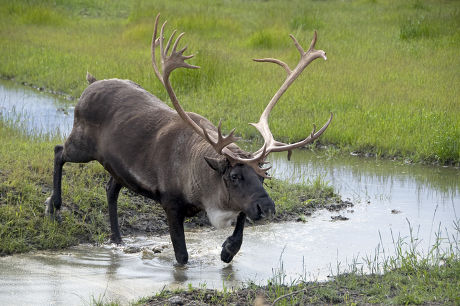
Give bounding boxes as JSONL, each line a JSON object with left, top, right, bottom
{"left": 151, "top": 14, "right": 269, "bottom": 177}
{"left": 152, "top": 15, "right": 331, "bottom": 178}
{"left": 152, "top": 14, "right": 232, "bottom": 151}
{"left": 250, "top": 32, "right": 333, "bottom": 161}
{"left": 152, "top": 14, "right": 199, "bottom": 134}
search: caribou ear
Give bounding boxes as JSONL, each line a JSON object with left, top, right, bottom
{"left": 204, "top": 156, "right": 228, "bottom": 175}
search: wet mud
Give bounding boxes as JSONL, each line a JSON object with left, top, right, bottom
{"left": 58, "top": 187, "right": 353, "bottom": 241}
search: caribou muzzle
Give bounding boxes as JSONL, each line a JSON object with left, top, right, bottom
{"left": 247, "top": 195, "right": 275, "bottom": 221}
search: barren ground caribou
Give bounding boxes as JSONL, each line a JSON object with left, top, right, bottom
{"left": 45, "top": 14, "right": 332, "bottom": 264}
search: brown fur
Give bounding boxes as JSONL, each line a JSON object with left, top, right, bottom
{"left": 45, "top": 77, "right": 275, "bottom": 264}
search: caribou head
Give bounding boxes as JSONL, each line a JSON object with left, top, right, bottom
{"left": 150, "top": 14, "right": 332, "bottom": 222}
{"left": 152, "top": 14, "right": 333, "bottom": 198}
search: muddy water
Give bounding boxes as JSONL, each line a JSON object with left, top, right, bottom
{"left": 0, "top": 81, "right": 459, "bottom": 305}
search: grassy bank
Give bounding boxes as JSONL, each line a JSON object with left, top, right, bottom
{"left": 0, "top": 122, "right": 344, "bottom": 255}
{"left": 0, "top": 0, "right": 459, "bottom": 165}
{"left": 140, "top": 257, "right": 459, "bottom": 305}
{"left": 135, "top": 223, "right": 460, "bottom": 305}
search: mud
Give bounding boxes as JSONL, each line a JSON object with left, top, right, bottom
{"left": 74, "top": 188, "right": 352, "bottom": 240}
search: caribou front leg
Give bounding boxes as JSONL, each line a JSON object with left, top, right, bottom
{"left": 221, "top": 212, "right": 246, "bottom": 263}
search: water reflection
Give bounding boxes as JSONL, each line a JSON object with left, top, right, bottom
{"left": 270, "top": 150, "right": 459, "bottom": 201}
{"left": 173, "top": 265, "right": 189, "bottom": 283}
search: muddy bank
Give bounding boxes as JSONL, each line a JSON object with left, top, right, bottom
{"left": 62, "top": 183, "right": 353, "bottom": 240}
{"left": 143, "top": 285, "right": 347, "bottom": 306}
{"left": 1, "top": 76, "right": 76, "bottom": 101}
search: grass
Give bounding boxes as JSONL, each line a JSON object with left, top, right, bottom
{"left": 136, "top": 220, "right": 460, "bottom": 305}
{"left": 0, "top": 0, "right": 458, "bottom": 165}
{"left": 0, "top": 121, "right": 108, "bottom": 255}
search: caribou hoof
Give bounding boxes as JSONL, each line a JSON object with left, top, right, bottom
{"left": 220, "top": 236, "right": 242, "bottom": 263}
{"left": 110, "top": 236, "right": 123, "bottom": 245}
{"left": 174, "top": 252, "right": 189, "bottom": 266}
{"left": 44, "top": 196, "right": 62, "bottom": 222}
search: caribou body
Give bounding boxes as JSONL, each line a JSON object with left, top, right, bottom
{"left": 45, "top": 14, "right": 332, "bottom": 264}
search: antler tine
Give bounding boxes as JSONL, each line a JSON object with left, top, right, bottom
{"left": 267, "top": 112, "right": 333, "bottom": 153}
{"left": 253, "top": 58, "right": 292, "bottom": 76}
{"left": 307, "top": 30, "right": 318, "bottom": 53}
{"left": 172, "top": 32, "right": 185, "bottom": 54}
{"left": 159, "top": 20, "right": 166, "bottom": 64}
{"left": 250, "top": 32, "right": 331, "bottom": 160}
{"left": 223, "top": 143, "right": 271, "bottom": 178}
{"left": 255, "top": 165, "right": 272, "bottom": 179}
{"left": 151, "top": 13, "right": 164, "bottom": 85}
{"left": 152, "top": 14, "right": 242, "bottom": 161}
{"left": 289, "top": 34, "right": 306, "bottom": 55}
{"left": 200, "top": 120, "right": 241, "bottom": 154}
{"left": 164, "top": 29, "right": 177, "bottom": 56}
{"left": 217, "top": 121, "right": 240, "bottom": 149}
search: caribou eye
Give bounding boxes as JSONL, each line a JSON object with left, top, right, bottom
{"left": 231, "top": 173, "right": 244, "bottom": 182}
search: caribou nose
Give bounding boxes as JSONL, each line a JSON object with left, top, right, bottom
{"left": 256, "top": 203, "right": 264, "bottom": 218}
{"left": 256, "top": 199, "right": 275, "bottom": 220}
{"left": 267, "top": 199, "right": 276, "bottom": 218}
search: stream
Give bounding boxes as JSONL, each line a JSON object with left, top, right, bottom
{"left": 0, "top": 80, "right": 458, "bottom": 305}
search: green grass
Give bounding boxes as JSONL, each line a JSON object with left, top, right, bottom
{"left": 0, "top": 0, "right": 458, "bottom": 165}
{"left": 0, "top": 121, "right": 108, "bottom": 255}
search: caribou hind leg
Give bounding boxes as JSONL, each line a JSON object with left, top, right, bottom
{"left": 164, "top": 201, "right": 189, "bottom": 265}
{"left": 221, "top": 212, "right": 246, "bottom": 263}
{"left": 45, "top": 131, "right": 95, "bottom": 218}
{"left": 45, "top": 145, "right": 65, "bottom": 218}
{"left": 106, "top": 176, "right": 123, "bottom": 244}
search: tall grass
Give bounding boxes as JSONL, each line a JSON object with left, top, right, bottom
{"left": 0, "top": 121, "right": 109, "bottom": 255}
{"left": 0, "top": 0, "right": 459, "bottom": 164}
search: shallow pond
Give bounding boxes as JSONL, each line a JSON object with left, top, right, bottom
{"left": 0, "top": 81, "right": 459, "bottom": 305}
{"left": 0, "top": 80, "right": 74, "bottom": 137}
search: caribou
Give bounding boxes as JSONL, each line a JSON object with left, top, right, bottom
{"left": 45, "top": 14, "right": 332, "bottom": 264}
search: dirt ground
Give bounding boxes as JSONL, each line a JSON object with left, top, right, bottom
{"left": 116, "top": 189, "right": 353, "bottom": 237}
